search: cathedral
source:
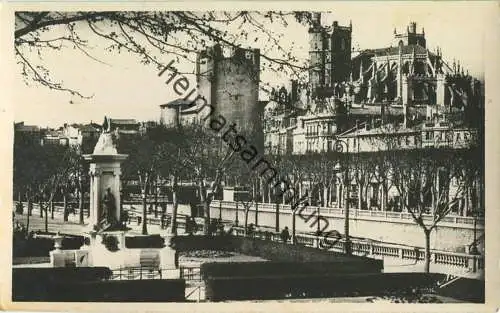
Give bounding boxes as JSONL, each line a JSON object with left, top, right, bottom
{"left": 263, "top": 13, "right": 483, "bottom": 155}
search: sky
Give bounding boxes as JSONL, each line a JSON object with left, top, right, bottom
{"left": 13, "top": 3, "right": 494, "bottom": 128}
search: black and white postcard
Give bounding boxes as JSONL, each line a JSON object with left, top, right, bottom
{"left": 1, "top": 2, "right": 499, "bottom": 312}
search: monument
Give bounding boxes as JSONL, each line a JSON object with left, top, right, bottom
{"left": 81, "top": 131, "right": 129, "bottom": 268}
{"left": 84, "top": 131, "right": 128, "bottom": 231}
{"left": 49, "top": 128, "right": 177, "bottom": 274}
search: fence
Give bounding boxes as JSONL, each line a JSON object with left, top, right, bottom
{"left": 211, "top": 200, "right": 484, "bottom": 227}
{"left": 107, "top": 265, "right": 202, "bottom": 282}
{"left": 179, "top": 265, "right": 202, "bottom": 282}
{"left": 231, "top": 227, "right": 484, "bottom": 275}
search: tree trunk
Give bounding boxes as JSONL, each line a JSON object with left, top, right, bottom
{"left": 79, "top": 179, "right": 84, "bottom": 224}
{"left": 292, "top": 211, "right": 296, "bottom": 244}
{"left": 383, "top": 184, "right": 389, "bottom": 211}
{"left": 323, "top": 185, "right": 328, "bottom": 207}
{"left": 63, "top": 193, "right": 68, "bottom": 222}
{"left": 358, "top": 183, "right": 363, "bottom": 210}
{"left": 260, "top": 179, "right": 265, "bottom": 203}
{"left": 50, "top": 199, "right": 54, "bottom": 219}
{"left": 26, "top": 194, "right": 31, "bottom": 235}
{"left": 86, "top": 185, "right": 90, "bottom": 218}
{"left": 170, "top": 176, "right": 178, "bottom": 236}
{"left": 255, "top": 201, "right": 259, "bottom": 226}
{"left": 141, "top": 191, "right": 148, "bottom": 235}
{"left": 39, "top": 199, "right": 43, "bottom": 218}
{"left": 44, "top": 203, "right": 48, "bottom": 233}
{"left": 199, "top": 179, "right": 211, "bottom": 235}
{"left": 27, "top": 192, "right": 32, "bottom": 216}
{"left": 244, "top": 206, "right": 250, "bottom": 237}
{"left": 154, "top": 177, "right": 158, "bottom": 218}
{"left": 424, "top": 228, "right": 432, "bottom": 273}
{"left": 275, "top": 201, "right": 280, "bottom": 232}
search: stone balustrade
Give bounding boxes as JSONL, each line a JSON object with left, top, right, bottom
{"left": 231, "top": 227, "right": 483, "bottom": 277}
{"left": 211, "top": 200, "right": 484, "bottom": 227}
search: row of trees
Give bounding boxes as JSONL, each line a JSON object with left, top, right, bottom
{"left": 13, "top": 122, "right": 483, "bottom": 272}
{"left": 256, "top": 141, "right": 483, "bottom": 272}
{"left": 13, "top": 135, "right": 92, "bottom": 234}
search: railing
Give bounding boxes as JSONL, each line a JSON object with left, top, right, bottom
{"left": 179, "top": 265, "right": 202, "bottom": 282}
{"left": 231, "top": 226, "right": 484, "bottom": 274}
{"left": 108, "top": 265, "right": 202, "bottom": 282}
{"left": 109, "top": 266, "right": 165, "bottom": 280}
{"left": 210, "top": 200, "right": 485, "bottom": 227}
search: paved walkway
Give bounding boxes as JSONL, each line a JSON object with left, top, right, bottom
{"left": 12, "top": 209, "right": 171, "bottom": 236}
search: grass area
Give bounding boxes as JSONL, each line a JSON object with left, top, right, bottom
{"left": 13, "top": 256, "right": 50, "bottom": 265}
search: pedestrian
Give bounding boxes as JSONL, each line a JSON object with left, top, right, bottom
{"left": 247, "top": 223, "right": 255, "bottom": 237}
{"left": 280, "top": 226, "right": 290, "bottom": 243}
{"left": 185, "top": 216, "right": 194, "bottom": 235}
{"left": 161, "top": 213, "right": 166, "bottom": 229}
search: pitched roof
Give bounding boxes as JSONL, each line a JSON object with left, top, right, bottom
{"left": 160, "top": 98, "right": 196, "bottom": 109}
{"left": 15, "top": 125, "right": 40, "bottom": 132}
{"left": 109, "top": 118, "right": 138, "bottom": 125}
{"left": 354, "top": 44, "right": 430, "bottom": 59}
{"left": 79, "top": 124, "right": 100, "bottom": 132}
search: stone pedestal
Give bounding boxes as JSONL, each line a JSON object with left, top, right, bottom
{"left": 83, "top": 132, "right": 127, "bottom": 232}
{"left": 87, "top": 230, "right": 127, "bottom": 269}
{"left": 161, "top": 233, "right": 177, "bottom": 269}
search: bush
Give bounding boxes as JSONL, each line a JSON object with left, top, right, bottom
{"left": 12, "top": 267, "right": 113, "bottom": 301}
{"left": 205, "top": 273, "right": 445, "bottom": 301}
{"left": 200, "top": 260, "right": 382, "bottom": 281}
{"left": 125, "top": 235, "right": 165, "bottom": 249}
{"left": 13, "top": 268, "right": 185, "bottom": 302}
{"left": 15, "top": 203, "right": 24, "bottom": 214}
{"left": 12, "top": 235, "right": 84, "bottom": 258}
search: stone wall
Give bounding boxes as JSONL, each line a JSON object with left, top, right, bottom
{"left": 210, "top": 204, "right": 483, "bottom": 252}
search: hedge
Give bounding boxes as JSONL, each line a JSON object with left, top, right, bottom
{"left": 125, "top": 235, "right": 165, "bottom": 249}
{"left": 13, "top": 236, "right": 85, "bottom": 258}
{"left": 48, "top": 279, "right": 186, "bottom": 302}
{"left": 200, "top": 260, "right": 382, "bottom": 281}
{"left": 12, "top": 267, "right": 113, "bottom": 301}
{"left": 170, "top": 235, "right": 234, "bottom": 252}
{"left": 205, "top": 272, "right": 445, "bottom": 301}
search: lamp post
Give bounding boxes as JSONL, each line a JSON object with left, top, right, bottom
{"left": 333, "top": 137, "right": 352, "bottom": 256}
{"left": 470, "top": 209, "right": 479, "bottom": 255}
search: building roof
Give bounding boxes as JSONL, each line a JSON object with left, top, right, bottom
{"left": 109, "top": 118, "right": 138, "bottom": 125}
{"left": 160, "top": 98, "right": 196, "bottom": 109}
{"left": 15, "top": 125, "right": 40, "bottom": 132}
{"left": 354, "top": 44, "right": 431, "bottom": 59}
{"left": 79, "top": 124, "right": 101, "bottom": 132}
{"left": 340, "top": 122, "right": 421, "bottom": 138}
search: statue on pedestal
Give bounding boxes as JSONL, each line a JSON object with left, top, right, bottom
{"left": 96, "top": 187, "right": 120, "bottom": 231}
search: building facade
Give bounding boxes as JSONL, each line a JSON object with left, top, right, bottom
{"left": 160, "top": 44, "right": 264, "bottom": 148}
{"left": 263, "top": 15, "right": 483, "bottom": 157}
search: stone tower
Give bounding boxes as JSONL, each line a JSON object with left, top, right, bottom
{"left": 308, "top": 12, "right": 352, "bottom": 96}
{"left": 392, "top": 22, "right": 426, "bottom": 48}
{"left": 196, "top": 44, "right": 263, "bottom": 149}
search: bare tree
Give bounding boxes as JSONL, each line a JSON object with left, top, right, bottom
{"left": 15, "top": 11, "right": 316, "bottom": 97}
{"left": 118, "top": 127, "right": 171, "bottom": 235}
{"left": 176, "top": 125, "right": 236, "bottom": 235}
{"left": 386, "top": 148, "right": 474, "bottom": 272}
